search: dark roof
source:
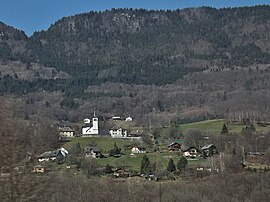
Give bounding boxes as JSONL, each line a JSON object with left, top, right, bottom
{"left": 111, "top": 125, "right": 126, "bottom": 130}
{"left": 38, "top": 150, "right": 62, "bottom": 158}
{"left": 130, "top": 130, "right": 144, "bottom": 136}
{"left": 59, "top": 126, "right": 74, "bottom": 132}
{"left": 181, "top": 145, "right": 197, "bottom": 152}
{"left": 168, "top": 142, "right": 181, "bottom": 147}
{"left": 201, "top": 144, "right": 215, "bottom": 150}
{"left": 33, "top": 165, "right": 46, "bottom": 169}
{"left": 84, "top": 147, "right": 101, "bottom": 153}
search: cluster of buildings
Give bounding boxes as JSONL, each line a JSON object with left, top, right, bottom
{"left": 59, "top": 115, "right": 142, "bottom": 140}
{"left": 168, "top": 142, "right": 218, "bottom": 158}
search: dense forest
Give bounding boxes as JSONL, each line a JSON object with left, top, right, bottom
{"left": 2, "top": 6, "right": 270, "bottom": 85}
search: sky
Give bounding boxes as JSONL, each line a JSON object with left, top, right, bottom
{"left": 0, "top": 0, "right": 270, "bottom": 36}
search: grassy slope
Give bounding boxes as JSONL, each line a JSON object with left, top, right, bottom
{"left": 64, "top": 137, "right": 140, "bottom": 153}
{"left": 63, "top": 119, "right": 270, "bottom": 172}
{"left": 97, "top": 152, "right": 206, "bottom": 172}
{"left": 64, "top": 137, "right": 206, "bottom": 172}
{"left": 178, "top": 119, "right": 270, "bottom": 134}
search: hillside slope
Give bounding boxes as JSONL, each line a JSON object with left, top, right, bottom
{"left": 27, "top": 6, "right": 270, "bottom": 85}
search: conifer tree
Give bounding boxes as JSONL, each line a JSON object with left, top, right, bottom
{"left": 167, "top": 158, "right": 176, "bottom": 172}
{"left": 141, "top": 155, "right": 151, "bottom": 174}
{"left": 221, "top": 123, "right": 229, "bottom": 135}
{"left": 177, "top": 156, "right": 188, "bottom": 172}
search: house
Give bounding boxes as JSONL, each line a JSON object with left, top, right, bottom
{"left": 109, "top": 126, "right": 127, "bottom": 138}
{"left": 82, "top": 116, "right": 99, "bottom": 136}
{"left": 129, "top": 130, "right": 144, "bottom": 137}
{"left": 181, "top": 145, "right": 199, "bottom": 158}
{"left": 131, "top": 146, "right": 146, "bottom": 154}
{"left": 84, "top": 147, "right": 103, "bottom": 158}
{"left": 32, "top": 165, "right": 47, "bottom": 174}
{"left": 112, "top": 116, "right": 121, "bottom": 121}
{"left": 125, "top": 117, "right": 133, "bottom": 122}
{"left": 37, "top": 147, "right": 68, "bottom": 162}
{"left": 201, "top": 144, "right": 218, "bottom": 157}
{"left": 168, "top": 142, "right": 181, "bottom": 152}
{"left": 114, "top": 168, "right": 130, "bottom": 178}
{"left": 59, "top": 126, "right": 75, "bottom": 138}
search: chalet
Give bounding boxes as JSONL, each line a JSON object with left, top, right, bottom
{"left": 109, "top": 126, "right": 127, "bottom": 138}
{"left": 84, "top": 147, "right": 103, "bottom": 158}
{"left": 131, "top": 146, "right": 146, "bottom": 154}
{"left": 168, "top": 142, "right": 181, "bottom": 152}
{"left": 32, "top": 165, "right": 47, "bottom": 174}
{"left": 181, "top": 145, "right": 199, "bottom": 158}
{"left": 38, "top": 147, "right": 68, "bottom": 162}
{"left": 201, "top": 144, "right": 218, "bottom": 157}
{"left": 59, "top": 126, "right": 75, "bottom": 138}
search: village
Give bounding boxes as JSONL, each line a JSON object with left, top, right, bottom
{"left": 25, "top": 114, "right": 270, "bottom": 180}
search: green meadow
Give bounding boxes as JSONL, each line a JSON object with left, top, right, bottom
{"left": 96, "top": 153, "right": 206, "bottom": 172}
{"left": 64, "top": 136, "right": 141, "bottom": 153}
{"left": 178, "top": 119, "right": 270, "bottom": 134}
{"left": 64, "top": 137, "right": 206, "bottom": 172}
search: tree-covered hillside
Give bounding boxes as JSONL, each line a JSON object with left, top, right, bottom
{"left": 0, "top": 22, "right": 28, "bottom": 62}
{"left": 26, "top": 6, "right": 270, "bottom": 85}
{"left": 1, "top": 6, "right": 270, "bottom": 123}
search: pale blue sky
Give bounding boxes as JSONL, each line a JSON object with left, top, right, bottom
{"left": 0, "top": 0, "right": 270, "bottom": 36}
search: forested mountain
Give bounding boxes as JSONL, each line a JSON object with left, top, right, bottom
{"left": 0, "top": 22, "right": 28, "bottom": 61}
{"left": 27, "top": 6, "right": 270, "bottom": 85}
{"left": 1, "top": 6, "right": 270, "bottom": 124}
{"left": 1, "top": 6, "right": 270, "bottom": 87}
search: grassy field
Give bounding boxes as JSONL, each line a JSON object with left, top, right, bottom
{"left": 178, "top": 119, "right": 270, "bottom": 134}
{"left": 63, "top": 137, "right": 207, "bottom": 172}
{"left": 97, "top": 152, "right": 207, "bottom": 172}
{"left": 64, "top": 137, "right": 141, "bottom": 153}
{"left": 62, "top": 119, "right": 270, "bottom": 172}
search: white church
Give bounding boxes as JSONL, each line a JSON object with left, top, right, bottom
{"left": 81, "top": 115, "right": 99, "bottom": 137}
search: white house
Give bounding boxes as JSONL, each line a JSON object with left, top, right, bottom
{"left": 82, "top": 117, "right": 99, "bottom": 136}
{"left": 112, "top": 116, "right": 121, "bottom": 121}
{"left": 109, "top": 126, "right": 127, "bottom": 138}
{"left": 131, "top": 146, "right": 146, "bottom": 154}
{"left": 59, "top": 126, "right": 75, "bottom": 138}
{"left": 37, "top": 147, "right": 68, "bottom": 162}
{"left": 181, "top": 145, "right": 199, "bottom": 158}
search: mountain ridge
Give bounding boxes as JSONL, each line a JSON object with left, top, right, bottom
{"left": 1, "top": 5, "right": 270, "bottom": 87}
